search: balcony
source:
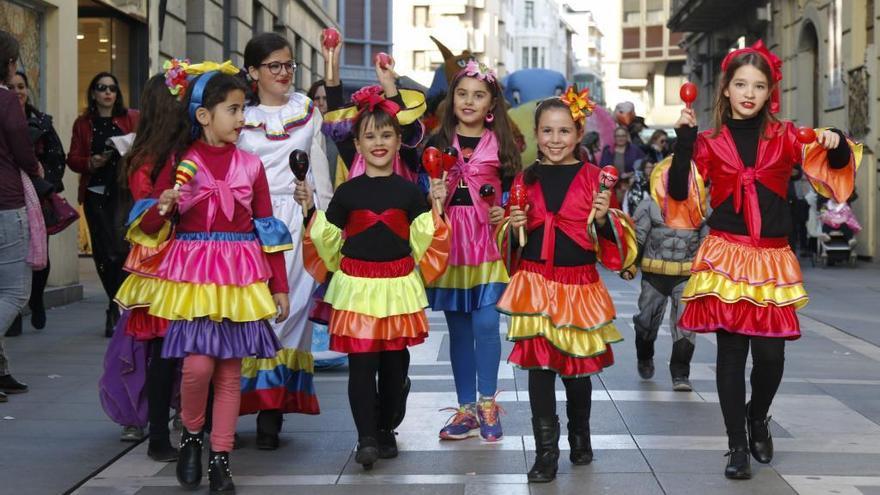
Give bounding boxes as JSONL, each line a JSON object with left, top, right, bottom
{"left": 668, "top": 0, "right": 764, "bottom": 32}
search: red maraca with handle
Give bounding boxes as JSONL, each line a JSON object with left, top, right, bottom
{"left": 290, "top": 149, "right": 310, "bottom": 216}
{"left": 374, "top": 52, "right": 393, "bottom": 69}
{"left": 587, "top": 165, "right": 619, "bottom": 225}
{"left": 422, "top": 146, "right": 443, "bottom": 209}
{"left": 479, "top": 184, "right": 496, "bottom": 206}
{"left": 440, "top": 147, "right": 458, "bottom": 181}
{"left": 796, "top": 126, "right": 817, "bottom": 144}
{"left": 159, "top": 160, "right": 198, "bottom": 215}
{"left": 680, "top": 82, "right": 698, "bottom": 109}
{"left": 510, "top": 183, "right": 528, "bottom": 246}
{"left": 322, "top": 28, "right": 340, "bottom": 81}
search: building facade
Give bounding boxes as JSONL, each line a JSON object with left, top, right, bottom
{"left": 506, "top": 0, "right": 575, "bottom": 76}
{"left": 337, "top": 0, "right": 393, "bottom": 92}
{"left": 669, "top": 0, "right": 879, "bottom": 260}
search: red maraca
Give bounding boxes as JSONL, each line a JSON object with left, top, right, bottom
{"left": 290, "top": 149, "right": 310, "bottom": 216}
{"left": 322, "top": 28, "right": 341, "bottom": 82}
{"left": 680, "top": 82, "right": 698, "bottom": 109}
{"left": 422, "top": 146, "right": 443, "bottom": 209}
{"left": 374, "top": 52, "right": 393, "bottom": 69}
{"left": 510, "top": 183, "right": 528, "bottom": 246}
{"left": 587, "top": 165, "right": 619, "bottom": 225}
{"left": 796, "top": 126, "right": 817, "bottom": 144}
{"left": 440, "top": 146, "right": 458, "bottom": 180}
{"left": 479, "top": 184, "right": 496, "bottom": 206}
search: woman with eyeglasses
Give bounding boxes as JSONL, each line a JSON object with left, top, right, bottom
{"left": 236, "top": 32, "right": 331, "bottom": 450}
{"left": 67, "top": 72, "right": 140, "bottom": 339}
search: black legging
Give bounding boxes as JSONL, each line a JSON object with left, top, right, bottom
{"left": 147, "top": 338, "right": 178, "bottom": 443}
{"left": 348, "top": 350, "right": 409, "bottom": 439}
{"left": 528, "top": 369, "right": 592, "bottom": 418}
{"left": 83, "top": 190, "right": 129, "bottom": 309}
{"left": 716, "top": 331, "right": 785, "bottom": 448}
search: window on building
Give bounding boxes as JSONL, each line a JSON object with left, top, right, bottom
{"left": 525, "top": 1, "right": 535, "bottom": 27}
{"left": 646, "top": 26, "right": 663, "bottom": 48}
{"left": 646, "top": 0, "right": 664, "bottom": 24}
{"left": 532, "top": 46, "right": 539, "bottom": 67}
{"left": 522, "top": 47, "right": 529, "bottom": 67}
{"left": 413, "top": 6, "right": 430, "bottom": 28}
{"left": 472, "top": 7, "right": 481, "bottom": 29}
{"left": 413, "top": 50, "right": 428, "bottom": 71}
{"left": 623, "top": 0, "right": 640, "bottom": 24}
{"left": 540, "top": 47, "right": 545, "bottom": 67}
{"left": 622, "top": 26, "right": 640, "bottom": 50}
{"left": 868, "top": 0, "right": 875, "bottom": 44}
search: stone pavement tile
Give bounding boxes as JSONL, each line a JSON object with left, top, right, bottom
{"left": 340, "top": 451, "right": 528, "bottom": 475}
{"left": 642, "top": 449, "right": 734, "bottom": 474}
{"left": 528, "top": 473, "right": 664, "bottom": 495}
{"left": 771, "top": 452, "right": 880, "bottom": 476}
{"left": 816, "top": 384, "right": 880, "bottom": 424}
{"left": 404, "top": 378, "right": 517, "bottom": 393}
{"left": 655, "top": 469, "right": 798, "bottom": 495}
{"left": 527, "top": 449, "right": 651, "bottom": 473}
{"left": 614, "top": 401, "right": 738, "bottom": 436}
{"left": 133, "top": 484, "right": 465, "bottom": 495}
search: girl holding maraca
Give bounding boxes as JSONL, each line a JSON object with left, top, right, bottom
{"left": 133, "top": 62, "right": 293, "bottom": 493}
{"left": 669, "top": 40, "right": 860, "bottom": 479}
{"left": 235, "top": 32, "right": 327, "bottom": 451}
{"left": 425, "top": 59, "right": 521, "bottom": 443}
{"left": 498, "top": 89, "right": 637, "bottom": 483}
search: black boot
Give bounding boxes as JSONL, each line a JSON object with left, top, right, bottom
{"left": 176, "top": 430, "right": 204, "bottom": 489}
{"left": 527, "top": 416, "right": 560, "bottom": 483}
{"left": 724, "top": 447, "right": 752, "bottom": 480}
{"left": 389, "top": 376, "right": 411, "bottom": 429}
{"left": 670, "top": 339, "right": 695, "bottom": 389}
{"left": 746, "top": 401, "right": 774, "bottom": 464}
{"left": 147, "top": 437, "right": 179, "bottom": 462}
{"left": 256, "top": 409, "right": 283, "bottom": 450}
{"left": 566, "top": 406, "right": 593, "bottom": 465}
{"left": 377, "top": 429, "right": 398, "bottom": 459}
{"left": 5, "top": 315, "right": 22, "bottom": 337}
{"left": 208, "top": 451, "right": 236, "bottom": 494}
{"left": 355, "top": 437, "right": 379, "bottom": 470}
{"left": 104, "top": 308, "right": 114, "bottom": 338}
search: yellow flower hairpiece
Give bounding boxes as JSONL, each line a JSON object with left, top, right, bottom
{"left": 560, "top": 85, "right": 595, "bottom": 125}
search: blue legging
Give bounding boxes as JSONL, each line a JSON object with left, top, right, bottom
{"left": 445, "top": 305, "right": 502, "bottom": 405}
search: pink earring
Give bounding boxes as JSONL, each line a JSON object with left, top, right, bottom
{"left": 485, "top": 112, "right": 495, "bottom": 123}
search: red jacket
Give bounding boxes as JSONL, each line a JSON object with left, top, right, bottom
{"left": 67, "top": 110, "right": 140, "bottom": 203}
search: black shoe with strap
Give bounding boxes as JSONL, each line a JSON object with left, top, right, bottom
{"left": 724, "top": 447, "right": 752, "bottom": 480}
{"left": 389, "top": 376, "right": 411, "bottom": 429}
{"left": 377, "top": 429, "right": 398, "bottom": 459}
{"left": 637, "top": 359, "right": 655, "bottom": 380}
{"left": 746, "top": 401, "right": 774, "bottom": 464}
{"left": 527, "top": 415, "right": 560, "bottom": 483}
{"left": 147, "top": 438, "right": 179, "bottom": 462}
{"left": 0, "top": 374, "right": 28, "bottom": 394}
{"left": 256, "top": 409, "right": 282, "bottom": 450}
{"left": 208, "top": 451, "right": 236, "bottom": 494}
{"left": 355, "top": 437, "right": 379, "bottom": 470}
{"left": 176, "top": 430, "right": 204, "bottom": 489}
{"left": 566, "top": 406, "right": 593, "bottom": 465}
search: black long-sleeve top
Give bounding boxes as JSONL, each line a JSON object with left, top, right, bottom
{"left": 670, "top": 116, "right": 850, "bottom": 238}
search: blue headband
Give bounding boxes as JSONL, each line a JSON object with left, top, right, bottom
{"left": 188, "top": 71, "right": 220, "bottom": 138}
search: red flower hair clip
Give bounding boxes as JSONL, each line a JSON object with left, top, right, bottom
{"left": 351, "top": 85, "right": 400, "bottom": 117}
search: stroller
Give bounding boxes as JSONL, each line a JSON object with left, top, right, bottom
{"left": 806, "top": 190, "right": 859, "bottom": 267}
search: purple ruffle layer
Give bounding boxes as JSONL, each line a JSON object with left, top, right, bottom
{"left": 161, "top": 318, "right": 281, "bottom": 359}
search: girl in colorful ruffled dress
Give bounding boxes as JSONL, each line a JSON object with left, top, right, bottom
{"left": 131, "top": 62, "right": 292, "bottom": 493}
{"left": 427, "top": 60, "right": 521, "bottom": 442}
{"left": 498, "top": 90, "right": 637, "bottom": 483}
{"left": 109, "top": 71, "right": 191, "bottom": 461}
{"left": 669, "top": 40, "right": 860, "bottom": 479}
{"left": 300, "top": 96, "right": 450, "bottom": 470}
{"left": 235, "top": 32, "right": 328, "bottom": 450}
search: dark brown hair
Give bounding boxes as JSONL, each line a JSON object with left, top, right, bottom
{"left": 184, "top": 72, "right": 248, "bottom": 138}
{"left": 0, "top": 30, "right": 18, "bottom": 83}
{"left": 85, "top": 72, "right": 127, "bottom": 117}
{"left": 711, "top": 51, "right": 780, "bottom": 138}
{"left": 121, "top": 74, "right": 192, "bottom": 187}
{"left": 244, "top": 32, "right": 294, "bottom": 106}
{"left": 524, "top": 97, "right": 584, "bottom": 184}
{"left": 435, "top": 73, "right": 522, "bottom": 180}
{"left": 353, "top": 107, "right": 403, "bottom": 140}
{"left": 306, "top": 79, "right": 326, "bottom": 100}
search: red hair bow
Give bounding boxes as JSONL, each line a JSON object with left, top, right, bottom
{"left": 721, "top": 39, "right": 783, "bottom": 114}
{"left": 351, "top": 85, "right": 400, "bottom": 117}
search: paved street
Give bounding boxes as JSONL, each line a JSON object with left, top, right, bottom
{"left": 2, "top": 259, "right": 880, "bottom": 495}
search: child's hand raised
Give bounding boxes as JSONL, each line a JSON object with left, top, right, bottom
{"left": 592, "top": 189, "right": 611, "bottom": 226}
{"left": 429, "top": 178, "right": 447, "bottom": 209}
{"left": 375, "top": 56, "right": 398, "bottom": 97}
{"left": 509, "top": 204, "right": 529, "bottom": 229}
{"left": 157, "top": 188, "right": 180, "bottom": 216}
{"left": 294, "top": 179, "right": 314, "bottom": 213}
{"left": 816, "top": 129, "right": 841, "bottom": 150}
{"left": 675, "top": 108, "right": 697, "bottom": 128}
{"left": 273, "top": 293, "right": 290, "bottom": 323}
{"left": 320, "top": 32, "right": 343, "bottom": 85}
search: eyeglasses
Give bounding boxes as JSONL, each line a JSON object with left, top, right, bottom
{"left": 260, "top": 61, "right": 297, "bottom": 75}
{"left": 95, "top": 83, "right": 118, "bottom": 93}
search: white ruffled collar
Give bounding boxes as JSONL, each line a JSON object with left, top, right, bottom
{"left": 243, "top": 92, "right": 316, "bottom": 140}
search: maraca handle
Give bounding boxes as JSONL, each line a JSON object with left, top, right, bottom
{"left": 158, "top": 183, "right": 182, "bottom": 216}
{"left": 518, "top": 226, "right": 526, "bottom": 247}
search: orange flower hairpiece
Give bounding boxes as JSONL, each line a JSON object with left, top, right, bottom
{"left": 560, "top": 85, "right": 595, "bottom": 125}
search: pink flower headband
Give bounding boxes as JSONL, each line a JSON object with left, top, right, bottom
{"left": 461, "top": 59, "right": 497, "bottom": 84}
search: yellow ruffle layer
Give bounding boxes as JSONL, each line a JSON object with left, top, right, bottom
{"left": 241, "top": 348, "right": 314, "bottom": 378}
{"left": 126, "top": 214, "right": 172, "bottom": 249}
{"left": 507, "top": 317, "right": 623, "bottom": 358}
{"left": 308, "top": 211, "right": 342, "bottom": 273}
{"left": 428, "top": 259, "right": 509, "bottom": 290}
{"left": 324, "top": 269, "right": 428, "bottom": 319}
{"left": 146, "top": 280, "right": 277, "bottom": 322}
{"left": 114, "top": 274, "right": 161, "bottom": 309}
{"left": 683, "top": 271, "right": 808, "bottom": 309}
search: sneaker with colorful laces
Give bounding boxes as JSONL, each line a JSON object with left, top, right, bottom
{"left": 477, "top": 395, "right": 505, "bottom": 442}
{"left": 439, "top": 405, "right": 480, "bottom": 440}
